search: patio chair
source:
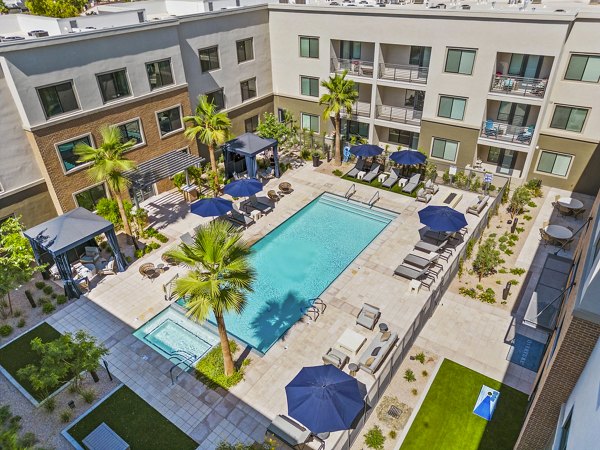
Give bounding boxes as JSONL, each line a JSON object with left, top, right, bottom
{"left": 346, "top": 159, "right": 365, "bottom": 178}
{"left": 356, "top": 303, "right": 381, "bottom": 330}
{"left": 416, "top": 188, "right": 432, "bottom": 203}
{"left": 279, "top": 182, "right": 293, "bottom": 194}
{"left": 322, "top": 348, "right": 349, "bottom": 369}
{"left": 382, "top": 168, "right": 401, "bottom": 188}
{"left": 402, "top": 173, "right": 421, "bottom": 194}
{"left": 363, "top": 163, "right": 381, "bottom": 183}
{"left": 80, "top": 246, "right": 101, "bottom": 264}
{"left": 516, "top": 126, "right": 534, "bottom": 144}
{"left": 258, "top": 167, "right": 274, "bottom": 181}
{"left": 556, "top": 203, "right": 573, "bottom": 217}
{"left": 484, "top": 119, "right": 498, "bottom": 137}
{"left": 539, "top": 228, "right": 554, "bottom": 246}
{"left": 267, "top": 190, "right": 280, "bottom": 202}
{"left": 139, "top": 263, "right": 157, "bottom": 279}
{"left": 98, "top": 258, "right": 116, "bottom": 276}
{"left": 424, "top": 179, "right": 439, "bottom": 194}
{"left": 573, "top": 207, "right": 586, "bottom": 219}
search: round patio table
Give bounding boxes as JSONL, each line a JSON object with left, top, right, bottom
{"left": 557, "top": 197, "right": 583, "bottom": 211}
{"left": 544, "top": 225, "right": 573, "bottom": 241}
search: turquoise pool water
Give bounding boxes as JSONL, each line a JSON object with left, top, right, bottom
{"left": 179, "top": 193, "right": 396, "bottom": 353}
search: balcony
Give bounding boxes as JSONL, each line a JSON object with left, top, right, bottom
{"left": 490, "top": 75, "right": 547, "bottom": 98}
{"left": 338, "top": 101, "right": 371, "bottom": 119}
{"left": 375, "top": 105, "right": 422, "bottom": 126}
{"left": 480, "top": 121, "right": 534, "bottom": 145}
{"left": 378, "top": 63, "right": 428, "bottom": 84}
{"left": 331, "top": 58, "right": 374, "bottom": 78}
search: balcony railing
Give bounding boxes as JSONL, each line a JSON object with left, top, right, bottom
{"left": 331, "top": 58, "right": 375, "bottom": 78}
{"left": 378, "top": 63, "right": 428, "bottom": 84}
{"left": 490, "top": 75, "right": 547, "bottom": 98}
{"left": 480, "top": 121, "right": 534, "bottom": 145}
{"left": 375, "top": 105, "right": 422, "bottom": 126}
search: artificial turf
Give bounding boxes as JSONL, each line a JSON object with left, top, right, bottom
{"left": 0, "top": 322, "right": 63, "bottom": 401}
{"left": 400, "top": 359, "right": 529, "bottom": 450}
{"left": 67, "top": 386, "right": 197, "bottom": 450}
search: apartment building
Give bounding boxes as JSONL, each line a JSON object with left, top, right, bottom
{"left": 0, "top": 0, "right": 598, "bottom": 227}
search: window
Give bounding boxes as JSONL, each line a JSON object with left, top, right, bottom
{"left": 487, "top": 147, "right": 501, "bottom": 163}
{"left": 431, "top": 138, "right": 458, "bottom": 161}
{"left": 206, "top": 89, "right": 225, "bottom": 111}
{"left": 240, "top": 78, "right": 257, "bottom": 102}
{"left": 550, "top": 106, "right": 588, "bottom": 132}
{"left": 445, "top": 48, "right": 476, "bottom": 75}
{"left": 301, "top": 113, "right": 319, "bottom": 133}
{"left": 277, "top": 108, "right": 286, "bottom": 123}
{"left": 199, "top": 46, "right": 220, "bottom": 72}
{"left": 146, "top": 59, "right": 174, "bottom": 90}
{"left": 244, "top": 115, "right": 258, "bottom": 133}
{"left": 156, "top": 106, "right": 183, "bottom": 136}
{"left": 341, "top": 119, "right": 368, "bottom": 140}
{"left": 389, "top": 129, "right": 419, "bottom": 148}
{"left": 97, "top": 69, "right": 130, "bottom": 103}
{"left": 340, "top": 41, "right": 361, "bottom": 60}
{"left": 409, "top": 46, "right": 431, "bottom": 67}
{"left": 74, "top": 184, "right": 108, "bottom": 211}
{"left": 37, "top": 81, "right": 79, "bottom": 118}
{"left": 300, "top": 76, "right": 319, "bottom": 97}
{"left": 116, "top": 119, "right": 143, "bottom": 145}
{"left": 536, "top": 151, "right": 572, "bottom": 177}
{"left": 565, "top": 54, "right": 600, "bottom": 83}
{"left": 236, "top": 38, "right": 254, "bottom": 63}
{"left": 438, "top": 96, "right": 466, "bottom": 120}
{"left": 558, "top": 409, "right": 572, "bottom": 450}
{"left": 56, "top": 135, "right": 92, "bottom": 172}
{"left": 299, "top": 36, "right": 319, "bottom": 58}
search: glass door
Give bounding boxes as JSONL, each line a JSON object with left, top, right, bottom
{"left": 498, "top": 149, "right": 517, "bottom": 175}
{"left": 497, "top": 102, "right": 530, "bottom": 127}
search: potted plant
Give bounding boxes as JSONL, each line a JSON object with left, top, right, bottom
{"left": 312, "top": 150, "right": 322, "bottom": 167}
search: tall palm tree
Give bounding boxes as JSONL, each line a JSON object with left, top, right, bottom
{"left": 320, "top": 70, "right": 359, "bottom": 166}
{"left": 184, "top": 95, "right": 231, "bottom": 193}
{"left": 165, "top": 220, "right": 256, "bottom": 376}
{"left": 75, "top": 125, "right": 137, "bottom": 237}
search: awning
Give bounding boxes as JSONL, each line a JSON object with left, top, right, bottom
{"left": 223, "top": 133, "right": 277, "bottom": 157}
{"left": 124, "top": 150, "right": 204, "bottom": 190}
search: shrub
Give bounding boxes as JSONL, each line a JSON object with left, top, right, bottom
{"left": 404, "top": 369, "right": 416, "bottom": 382}
{"left": 60, "top": 410, "right": 72, "bottom": 423}
{"left": 17, "top": 319, "right": 26, "bottom": 328}
{"left": 508, "top": 233, "right": 519, "bottom": 241}
{"left": 509, "top": 279, "right": 520, "bottom": 286}
{"left": 389, "top": 430, "right": 397, "bottom": 439}
{"left": 527, "top": 201, "right": 537, "bottom": 208}
{"left": 488, "top": 233, "right": 497, "bottom": 238}
{"left": 0, "top": 324, "right": 14, "bottom": 337}
{"left": 473, "top": 237, "right": 502, "bottom": 281}
{"left": 42, "top": 302, "right": 56, "bottom": 314}
{"left": 19, "top": 432, "right": 38, "bottom": 447}
{"left": 508, "top": 185, "right": 533, "bottom": 219}
{"left": 56, "top": 295, "right": 67, "bottom": 305}
{"left": 12, "top": 309, "right": 21, "bottom": 318}
{"left": 35, "top": 281, "right": 46, "bottom": 290}
{"left": 503, "top": 248, "right": 514, "bottom": 256}
{"left": 496, "top": 280, "right": 502, "bottom": 285}
{"left": 499, "top": 268, "right": 508, "bottom": 274}
{"left": 524, "top": 178, "right": 543, "bottom": 197}
{"left": 523, "top": 214, "right": 533, "bottom": 221}
{"left": 498, "top": 235, "right": 508, "bottom": 243}
{"left": 478, "top": 288, "right": 496, "bottom": 304}
{"left": 42, "top": 285, "right": 53, "bottom": 295}
{"left": 465, "top": 240, "right": 475, "bottom": 260}
{"left": 81, "top": 388, "right": 97, "bottom": 404}
{"left": 332, "top": 169, "right": 343, "bottom": 177}
{"left": 42, "top": 397, "right": 56, "bottom": 413}
{"left": 459, "top": 287, "right": 477, "bottom": 298}
{"left": 411, "top": 388, "right": 418, "bottom": 396}
{"left": 155, "top": 233, "right": 169, "bottom": 243}
{"left": 516, "top": 226, "right": 525, "bottom": 234}
{"left": 422, "top": 370, "right": 428, "bottom": 377}
{"left": 476, "top": 284, "right": 484, "bottom": 291}
{"left": 364, "top": 426, "right": 385, "bottom": 450}
{"left": 458, "top": 258, "right": 464, "bottom": 280}
{"left": 510, "top": 267, "right": 526, "bottom": 276}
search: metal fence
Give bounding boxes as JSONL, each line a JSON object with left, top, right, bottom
{"left": 331, "top": 177, "right": 509, "bottom": 450}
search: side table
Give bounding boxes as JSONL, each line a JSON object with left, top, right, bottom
{"left": 357, "top": 171, "right": 367, "bottom": 180}
{"left": 348, "top": 363, "right": 359, "bottom": 377}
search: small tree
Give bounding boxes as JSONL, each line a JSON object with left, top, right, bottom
{"left": 472, "top": 237, "right": 502, "bottom": 281}
{"left": 364, "top": 426, "right": 386, "bottom": 450}
{"left": 25, "top": 0, "right": 87, "bottom": 18}
{"left": 508, "top": 185, "right": 532, "bottom": 219}
{"left": 256, "top": 112, "right": 293, "bottom": 149}
{"left": 424, "top": 161, "right": 438, "bottom": 182}
{"left": 0, "top": 217, "right": 45, "bottom": 316}
{"left": 0, "top": 0, "right": 8, "bottom": 14}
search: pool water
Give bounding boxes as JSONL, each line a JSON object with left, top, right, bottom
{"left": 133, "top": 307, "right": 219, "bottom": 363}
{"left": 179, "top": 193, "right": 396, "bottom": 353}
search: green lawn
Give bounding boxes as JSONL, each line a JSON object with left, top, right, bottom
{"left": 401, "top": 359, "right": 528, "bottom": 450}
{"left": 67, "top": 386, "right": 197, "bottom": 450}
{"left": 0, "top": 323, "right": 63, "bottom": 401}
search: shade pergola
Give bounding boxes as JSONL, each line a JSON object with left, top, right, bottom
{"left": 222, "top": 133, "right": 279, "bottom": 179}
{"left": 24, "top": 208, "right": 127, "bottom": 299}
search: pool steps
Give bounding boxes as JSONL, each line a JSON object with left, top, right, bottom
{"left": 320, "top": 193, "right": 397, "bottom": 224}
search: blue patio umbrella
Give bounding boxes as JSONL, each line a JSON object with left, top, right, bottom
{"left": 223, "top": 178, "right": 263, "bottom": 197}
{"left": 390, "top": 149, "right": 426, "bottom": 166}
{"left": 349, "top": 144, "right": 384, "bottom": 158}
{"left": 285, "top": 365, "right": 364, "bottom": 434}
{"left": 190, "top": 197, "right": 233, "bottom": 217}
{"left": 418, "top": 205, "right": 468, "bottom": 232}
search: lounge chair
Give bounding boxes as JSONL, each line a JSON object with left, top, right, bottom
{"left": 245, "top": 195, "right": 273, "bottom": 214}
{"left": 414, "top": 239, "right": 445, "bottom": 254}
{"left": 356, "top": 303, "right": 381, "bottom": 330}
{"left": 394, "top": 263, "right": 436, "bottom": 281}
{"left": 266, "top": 415, "right": 311, "bottom": 448}
{"left": 467, "top": 195, "right": 489, "bottom": 216}
{"left": 402, "top": 173, "right": 421, "bottom": 194}
{"left": 322, "top": 348, "right": 349, "bottom": 369}
{"left": 416, "top": 188, "right": 432, "bottom": 203}
{"left": 358, "top": 330, "right": 398, "bottom": 375}
{"left": 362, "top": 163, "right": 381, "bottom": 182}
{"left": 403, "top": 252, "right": 440, "bottom": 269}
{"left": 424, "top": 179, "right": 439, "bottom": 194}
{"left": 98, "top": 258, "right": 116, "bottom": 275}
{"left": 346, "top": 158, "right": 365, "bottom": 178}
{"left": 382, "top": 168, "right": 401, "bottom": 188}
{"left": 484, "top": 119, "right": 498, "bottom": 137}
{"left": 228, "top": 208, "right": 255, "bottom": 228}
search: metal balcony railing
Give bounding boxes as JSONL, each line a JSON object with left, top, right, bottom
{"left": 378, "top": 63, "right": 428, "bottom": 83}
{"left": 480, "top": 120, "right": 534, "bottom": 145}
{"left": 337, "top": 101, "right": 371, "bottom": 118}
{"left": 375, "top": 105, "right": 422, "bottom": 125}
{"left": 490, "top": 74, "right": 547, "bottom": 98}
{"left": 331, "top": 58, "right": 375, "bottom": 78}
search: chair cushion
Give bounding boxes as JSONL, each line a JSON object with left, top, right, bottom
{"left": 365, "top": 356, "right": 376, "bottom": 367}
{"left": 364, "top": 311, "right": 376, "bottom": 320}
{"left": 371, "top": 346, "right": 381, "bottom": 357}
{"left": 381, "top": 331, "right": 392, "bottom": 342}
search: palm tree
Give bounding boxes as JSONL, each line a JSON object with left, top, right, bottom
{"left": 165, "top": 220, "right": 256, "bottom": 376}
{"left": 183, "top": 95, "right": 231, "bottom": 193}
{"left": 75, "top": 125, "right": 137, "bottom": 237}
{"left": 320, "top": 70, "right": 359, "bottom": 166}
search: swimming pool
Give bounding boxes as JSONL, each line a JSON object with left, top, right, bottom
{"left": 133, "top": 307, "right": 219, "bottom": 364}
{"left": 179, "top": 193, "right": 396, "bottom": 353}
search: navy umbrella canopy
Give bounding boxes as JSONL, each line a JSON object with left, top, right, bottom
{"left": 223, "top": 178, "right": 263, "bottom": 197}
{"left": 349, "top": 144, "right": 384, "bottom": 158}
{"left": 285, "top": 365, "right": 364, "bottom": 434}
{"left": 190, "top": 197, "right": 233, "bottom": 217}
{"left": 390, "top": 149, "right": 426, "bottom": 166}
{"left": 418, "top": 205, "right": 468, "bottom": 232}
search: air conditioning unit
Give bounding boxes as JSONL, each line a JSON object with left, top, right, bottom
{"left": 28, "top": 30, "right": 49, "bottom": 37}
{"left": 0, "top": 36, "right": 25, "bottom": 42}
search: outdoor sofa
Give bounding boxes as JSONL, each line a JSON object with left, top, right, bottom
{"left": 266, "top": 415, "right": 311, "bottom": 448}
{"left": 467, "top": 195, "right": 490, "bottom": 216}
{"left": 358, "top": 331, "right": 398, "bottom": 375}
